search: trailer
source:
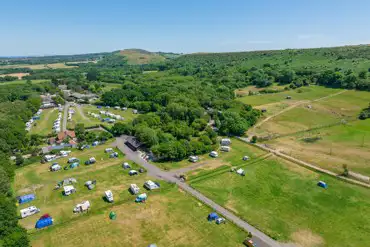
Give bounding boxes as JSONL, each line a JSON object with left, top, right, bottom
{"left": 20, "top": 206, "right": 40, "bottom": 218}
{"left": 144, "top": 180, "right": 160, "bottom": 190}
{"left": 50, "top": 164, "right": 62, "bottom": 172}
{"left": 85, "top": 157, "right": 96, "bottom": 165}
{"left": 63, "top": 185, "right": 76, "bottom": 196}
{"left": 130, "top": 184, "right": 140, "bottom": 194}
{"left": 73, "top": 201, "right": 90, "bottom": 213}
{"left": 105, "top": 190, "right": 114, "bottom": 202}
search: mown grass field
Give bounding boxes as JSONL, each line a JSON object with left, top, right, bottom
{"left": 237, "top": 85, "right": 342, "bottom": 106}
{"left": 15, "top": 142, "right": 247, "bottom": 247}
{"left": 253, "top": 89, "right": 370, "bottom": 176}
{"left": 190, "top": 142, "right": 370, "bottom": 247}
{"left": 155, "top": 138, "right": 265, "bottom": 171}
{"left": 82, "top": 105, "right": 138, "bottom": 123}
{"left": 29, "top": 108, "right": 61, "bottom": 136}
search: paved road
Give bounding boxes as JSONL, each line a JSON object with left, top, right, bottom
{"left": 62, "top": 102, "right": 70, "bottom": 131}
{"left": 114, "top": 136, "right": 292, "bottom": 247}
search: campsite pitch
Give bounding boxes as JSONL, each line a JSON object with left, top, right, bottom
{"left": 14, "top": 142, "right": 248, "bottom": 247}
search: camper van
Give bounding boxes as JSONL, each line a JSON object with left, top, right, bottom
{"left": 220, "top": 146, "right": 231, "bottom": 152}
{"left": 130, "top": 184, "right": 140, "bottom": 194}
{"left": 50, "top": 163, "right": 62, "bottom": 172}
{"left": 105, "top": 190, "right": 114, "bottom": 202}
{"left": 105, "top": 148, "right": 113, "bottom": 153}
{"left": 73, "top": 201, "right": 90, "bottom": 213}
{"left": 210, "top": 151, "right": 219, "bottom": 158}
{"left": 189, "top": 156, "right": 199, "bottom": 163}
{"left": 68, "top": 157, "right": 79, "bottom": 163}
{"left": 220, "top": 138, "right": 231, "bottom": 146}
{"left": 144, "top": 180, "right": 160, "bottom": 190}
{"left": 63, "top": 185, "right": 76, "bottom": 196}
{"left": 20, "top": 206, "right": 40, "bottom": 218}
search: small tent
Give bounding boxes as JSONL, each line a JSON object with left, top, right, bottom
{"left": 35, "top": 217, "right": 53, "bottom": 229}
{"left": 109, "top": 211, "right": 116, "bottom": 220}
{"left": 135, "top": 193, "right": 147, "bottom": 202}
{"left": 208, "top": 212, "right": 219, "bottom": 221}
{"left": 18, "top": 194, "right": 35, "bottom": 204}
{"left": 317, "top": 181, "right": 328, "bottom": 189}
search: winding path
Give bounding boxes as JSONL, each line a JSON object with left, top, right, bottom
{"left": 114, "top": 136, "right": 293, "bottom": 247}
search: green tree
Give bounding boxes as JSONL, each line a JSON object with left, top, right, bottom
{"left": 15, "top": 154, "right": 24, "bottom": 166}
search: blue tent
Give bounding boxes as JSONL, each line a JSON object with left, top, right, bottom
{"left": 317, "top": 181, "right": 328, "bottom": 189}
{"left": 70, "top": 162, "right": 80, "bottom": 169}
{"left": 208, "top": 212, "right": 219, "bottom": 221}
{"left": 18, "top": 194, "right": 35, "bottom": 204}
{"left": 35, "top": 217, "right": 53, "bottom": 229}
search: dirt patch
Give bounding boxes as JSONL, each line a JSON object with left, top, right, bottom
{"left": 18, "top": 184, "right": 44, "bottom": 194}
{"left": 291, "top": 229, "right": 324, "bottom": 247}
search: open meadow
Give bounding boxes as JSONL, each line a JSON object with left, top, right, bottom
{"left": 29, "top": 108, "right": 61, "bottom": 136}
{"left": 247, "top": 89, "right": 370, "bottom": 176}
{"left": 189, "top": 140, "right": 370, "bottom": 247}
{"left": 0, "top": 79, "right": 49, "bottom": 86}
{"left": 14, "top": 142, "right": 247, "bottom": 247}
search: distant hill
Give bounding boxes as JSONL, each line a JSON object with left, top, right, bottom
{"left": 117, "top": 49, "right": 166, "bottom": 65}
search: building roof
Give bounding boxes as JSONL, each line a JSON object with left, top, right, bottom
{"left": 125, "top": 136, "right": 142, "bottom": 149}
{"left": 57, "top": 130, "right": 76, "bottom": 141}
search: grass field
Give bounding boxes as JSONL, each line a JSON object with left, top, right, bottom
{"left": 0, "top": 63, "right": 77, "bottom": 70}
{"left": 155, "top": 138, "right": 265, "bottom": 171}
{"left": 118, "top": 49, "right": 166, "bottom": 65}
{"left": 29, "top": 108, "right": 61, "bottom": 136}
{"left": 82, "top": 105, "right": 138, "bottom": 123}
{"left": 237, "top": 85, "right": 342, "bottom": 106}
{"left": 101, "top": 83, "right": 122, "bottom": 92}
{"left": 190, "top": 141, "right": 370, "bottom": 247}
{"left": 0, "top": 79, "right": 49, "bottom": 86}
{"left": 15, "top": 142, "right": 247, "bottom": 247}
{"left": 251, "top": 89, "right": 370, "bottom": 176}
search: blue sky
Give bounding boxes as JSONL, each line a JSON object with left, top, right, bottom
{"left": 1, "top": 0, "right": 370, "bottom": 56}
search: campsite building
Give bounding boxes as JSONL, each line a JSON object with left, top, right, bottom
{"left": 124, "top": 136, "right": 142, "bottom": 151}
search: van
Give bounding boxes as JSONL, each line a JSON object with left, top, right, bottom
{"left": 130, "top": 184, "right": 140, "bottom": 194}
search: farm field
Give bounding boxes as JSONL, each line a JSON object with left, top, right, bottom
{"left": 190, "top": 148, "right": 370, "bottom": 247}
{"left": 155, "top": 138, "right": 265, "bottom": 171}
{"left": 0, "top": 63, "right": 77, "bottom": 70}
{"left": 29, "top": 108, "right": 61, "bottom": 136}
{"left": 15, "top": 142, "right": 247, "bottom": 247}
{"left": 237, "top": 85, "right": 342, "bottom": 106}
{"left": 265, "top": 119, "right": 370, "bottom": 176}
{"left": 0, "top": 72, "right": 30, "bottom": 79}
{"left": 251, "top": 89, "right": 370, "bottom": 176}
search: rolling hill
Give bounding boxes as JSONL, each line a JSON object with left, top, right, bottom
{"left": 118, "top": 49, "right": 167, "bottom": 65}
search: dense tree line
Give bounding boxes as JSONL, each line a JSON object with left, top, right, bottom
{"left": 105, "top": 72, "right": 261, "bottom": 161}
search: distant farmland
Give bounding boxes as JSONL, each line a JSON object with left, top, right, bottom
{"left": 0, "top": 72, "right": 29, "bottom": 79}
{"left": 0, "top": 63, "right": 77, "bottom": 70}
